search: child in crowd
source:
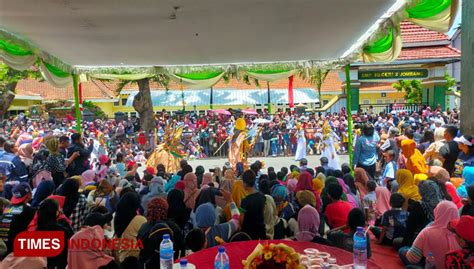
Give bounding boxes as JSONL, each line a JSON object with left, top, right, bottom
{"left": 363, "top": 180, "right": 377, "bottom": 226}
{"left": 371, "top": 193, "right": 408, "bottom": 247}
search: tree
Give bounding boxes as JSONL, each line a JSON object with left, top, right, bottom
{"left": 113, "top": 74, "right": 170, "bottom": 132}
{"left": 299, "top": 69, "right": 329, "bottom": 107}
{"left": 392, "top": 79, "right": 423, "bottom": 104}
{"left": 0, "top": 63, "right": 41, "bottom": 119}
{"left": 445, "top": 72, "right": 457, "bottom": 92}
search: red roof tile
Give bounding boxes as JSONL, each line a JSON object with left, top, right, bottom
{"left": 15, "top": 79, "right": 118, "bottom": 101}
{"left": 400, "top": 21, "right": 448, "bottom": 43}
{"left": 398, "top": 45, "right": 460, "bottom": 60}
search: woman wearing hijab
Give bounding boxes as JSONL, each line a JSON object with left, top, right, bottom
{"left": 396, "top": 169, "right": 421, "bottom": 208}
{"left": 263, "top": 194, "right": 279, "bottom": 239}
{"left": 30, "top": 180, "right": 55, "bottom": 208}
{"left": 296, "top": 204, "right": 328, "bottom": 244}
{"left": 201, "top": 172, "right": 213, "bottom": 189}
{"left": 164, "top": 174, "right": 180, "bottom": 193}
{"left": 337, "top": 178, "right": 359, "bottom": 209}
{"left": 400, "top": 201, "right": 460, "bottom": 269}
{"left": 313, "top": 173, "right": 325, "bottom": 194}
{"left": 342, "top": 173, "right": 358, "bottom": 195}
{"left": 56, "top": 178, "right": 88, "bottom": 232}
{"left": 183, "top": 172, "right": 200, "bottom": 209}
{"left": 17, "top": 143, "right": 33, "bottom": 168}
{"left": 223, "top": 180, "right": 248, "bottom": 220}
{"left": 28, "top": 195, "right": 72, "bottom": 231}
{"left": 138, "top": 197, "right": 184, "bottom": 262}
{"left": 432, "top": 166, "right": 462, "bottom": 208}
{"left": 114, "top": 192, "right": 147, "bottom": 263}
{"left": 141, "top": 177, "right": 166, "bottom": 213}
{"left": 295, "top": 171, "right": 321, "bottom": 211}
{"left": 354, "top": 168, "right": 369, "bottom": 199}
{"left": 36, "top": 198, "right": 74, "bottom": 269}
{"left": 194, "top": 201, "right": 240, "bottom": 248}
{"left": 374, "top": 186, "right": 391, "bottom": 220}
{"left": 167, "top": 189, "right": 191, "bottom": 230}
{"left": 403, "top": 180, "right": 443, "bottom": 246}
{"left": 457, "top": 166, "right": 474, "bottom": 199}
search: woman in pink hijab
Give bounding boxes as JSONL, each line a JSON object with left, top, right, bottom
{"left": 183, "top": 172, "right": 200, "bottom": 209}
{"left": 296, "top": 204, "right": 321, "bottom": 242}
{"left": 403, "top": 201, "right": 460, "bottom": 269}
{"left": 17, "top": 143, "right": 33, "bottom": 167}
{"left": 374, "top": 186, "right": 391, "bottom": 219}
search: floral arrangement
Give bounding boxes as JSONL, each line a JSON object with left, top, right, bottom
{"left": 242, "top": 243, "right": 304, "bottom": 269}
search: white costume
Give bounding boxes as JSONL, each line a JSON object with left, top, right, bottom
{"left": 321, "top": 123, "right": 340, "bottom": 169}
{"left": 294, "top": 129, "right": 307, "bottom": 161}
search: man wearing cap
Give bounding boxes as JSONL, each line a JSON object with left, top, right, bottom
{"left": 0, "top": 182, "right": 35, "bottom": 255}
{"left": 445, "top": 216, "right": 474, "bottom": 268}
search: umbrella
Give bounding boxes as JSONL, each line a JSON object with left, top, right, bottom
{"left": 242, "top": 109, "right": 258, "bottom": 115}
{"left": 253, "top": 118, "right": 271, "bottom": 124}
{"left": 212, "top": 109, "right": 231, "bottom": 116}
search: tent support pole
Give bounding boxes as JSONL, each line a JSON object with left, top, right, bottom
{"left": 345, "top": 64, "right": 353, "bottom": 170}
{"left": 73, "top": 74, "right": 82, "bottom": 133}
{"left": 210, "top": 87, "right": 213, "bottom": 109}
{"left": 267, "top": 81, "right": 271, "bottom": 113}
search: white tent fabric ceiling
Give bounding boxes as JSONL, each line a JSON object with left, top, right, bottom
{"left": 1, "top": 0, "right": 397, "bottom": 67}
{"left": 125, "top": 88, "right": 319, "bottom": 107}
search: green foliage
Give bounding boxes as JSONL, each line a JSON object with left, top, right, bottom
{"left": 0, "top": 62, "right": 41, "bottom": 93}
{"left": 298, "top": 68, "right": 330, "bottom": 107}
{"left": 82, "top": 100, "right": 106, "bottom": 118}
{"left": 392, "top": 79, "right": 423, "bottom": 104}
{"left": 445, "top": 72, "right": 457, "bottom": 91}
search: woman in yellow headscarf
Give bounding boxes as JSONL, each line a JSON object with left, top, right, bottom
{"left": 312, "top": 173, "right": 325, "bottom": 194}
{"left": 396, "top": 169, "right": 421, "bottom": 208}
{"left": 223, "top": 180, "right": 248, "bottom": 220}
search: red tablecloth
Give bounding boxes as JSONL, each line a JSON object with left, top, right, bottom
{"left": 183, "top": 240, "right": 381, "bottom": 268}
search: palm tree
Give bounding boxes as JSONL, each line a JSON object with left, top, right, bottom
{"left": 299, "top": 68, "right": 329, "bottom": 108}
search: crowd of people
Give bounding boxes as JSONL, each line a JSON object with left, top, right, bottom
{"left": 0, "top": 105, "right": 472, "bottom": 269}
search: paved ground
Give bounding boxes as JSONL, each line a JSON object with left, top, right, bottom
{"left": 187, "top": 154, "right": 350, "bottom": 172}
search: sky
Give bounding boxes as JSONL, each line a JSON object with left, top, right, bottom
{"left": 447, "top": 0, "right": 462, "bottom": 38}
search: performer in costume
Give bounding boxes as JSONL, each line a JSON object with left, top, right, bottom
{"left": 321, "top": 121, "right": 340, "bottom": 169}
{"left": 228, "top": 118, "right": 251, "bottom": 168}
{"left": 294, "top": 122, "right": 307, "bottom": 161}
{"left": 146, "top": 124, "right": 186, "bottom": 173}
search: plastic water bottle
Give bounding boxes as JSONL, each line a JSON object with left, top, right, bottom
{"left": 214, "top": 246, "right": 230, "bottom": 269}
{"left": 180, "top": 258, "right": 189, "bottom": 269}
{"left": 160, "top": 234, "right": 174, "bottom": 269}
{"left": 353, "top": 226, "right": 367, "bottom": 269}
{"left": 425, "top": 252, "right": 436, "bottom": 269}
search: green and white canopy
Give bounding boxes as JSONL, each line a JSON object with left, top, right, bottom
{"left": 0, "top": 0, "right": 459, "bottom": 88}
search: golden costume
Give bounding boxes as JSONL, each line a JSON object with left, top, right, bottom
{"left": 146, "top": 124, "right": 186, "bottom": 173}
{"left": 228, "top": 118, "right": 251, "bottom": 168}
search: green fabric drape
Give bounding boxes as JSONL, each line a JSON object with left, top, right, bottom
{"left": 0, "top": 38, "right": 36, "bottom": 70}
{"left": 406, "top": 0, "right": 452, "bottom": 19}
{"left": 406, "top": 0, "right": 458, "bottom": 33}
{"left": 362, "top": 23, "right": 402, "bottom": 63}
{"left": 0, "top": 39, "right": 33, "bottom": 56}
{"left": 170, "top": 71, "right": 225, "bottom": 90}
{"left": 39, "top": 61, "right": 72, "bottom": 88}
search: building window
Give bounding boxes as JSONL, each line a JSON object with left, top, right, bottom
{"left": 376, "top": 99, "right": 383, "bottom": 104}
{"left": 381, "top": 92, "right": 387, "bottom": 97}
{"left": 113, "top": 101, "right": 119, "bottom": 106}
{"left": 121, "top": 98, "right": 127, "bottom": 106}
{"left": 362, "top": 100, "right": 370, "bottom": 104}
{"left": 323, "top": 100, "right": 329, "bottom": 105}
{"left": 385, "top": 99, "right": 392, "bottom": 104}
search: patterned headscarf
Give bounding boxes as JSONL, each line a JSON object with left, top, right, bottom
{"left": 146, "top": 197, "right": 169, "bottom": 222}
{"left": 419, "top": 180, "right": 443, "bottom": 221}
